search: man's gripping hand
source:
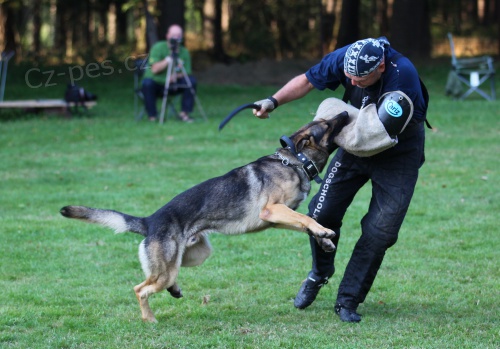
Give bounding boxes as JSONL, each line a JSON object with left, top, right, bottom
{"left": 253, "top": 96, "right": 279, "bottom": 119}
{"left": 164, "top": 56, "right": 173, "bottom": 65}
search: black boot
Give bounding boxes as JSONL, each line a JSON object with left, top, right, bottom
{"left": 335, "top": 303, "right": 361, "bottom": 322}
{"left": 294, "top": 235, "right": 337, "bottom": 309}
{"left": 294, "top": 271, "right": 330, "bottom": 309}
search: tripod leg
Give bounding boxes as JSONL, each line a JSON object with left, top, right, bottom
{"left": 179, "top": 66, "right": 208, "bottom": 121}
{"left": 159, "top": 63, "right": 174, "bottom": 124}
{"left": 195, "top": 95, "right": 208, "bottom": 121}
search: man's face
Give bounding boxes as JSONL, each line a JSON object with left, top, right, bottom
{"left": 167, "top": 26, "right": 183, "bottom": 41}
{"left": 344, "top": 61, "right": 385, "bottom": 88}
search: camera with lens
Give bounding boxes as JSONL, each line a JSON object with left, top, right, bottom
{"left": 169, "top": 38, "right": 182, "bottom": 53}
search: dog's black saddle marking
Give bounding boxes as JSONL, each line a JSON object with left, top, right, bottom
{"left": 279, "top": 135, "right": 322, "bottom": 184}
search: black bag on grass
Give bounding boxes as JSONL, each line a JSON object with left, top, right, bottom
{"left": 64, "top": 84, "right": 97, "bottom": 114}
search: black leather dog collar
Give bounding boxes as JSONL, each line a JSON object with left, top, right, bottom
{"left": 280, "top": 136, "right": 322, "bottom": 184}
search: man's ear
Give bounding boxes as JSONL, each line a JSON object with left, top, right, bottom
{"left": 378, "top": 59, "right": 386, "bottom": 73}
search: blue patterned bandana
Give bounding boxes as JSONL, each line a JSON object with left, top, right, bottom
{"left": 344, "top": 37, "right": 390, "bottom": 77}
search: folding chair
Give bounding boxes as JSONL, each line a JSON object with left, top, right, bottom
{"left": 447, "top": 33, "right": 496, "bottom": 101}
{"left": 0, "top": 51, "right": 15, "bottom": 102}
{"left": 133, "top": 58, "right": 182, "bottom": 121}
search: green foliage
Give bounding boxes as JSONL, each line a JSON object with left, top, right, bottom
{"left": 0, "top": 62, "right": 498, "bottom": 348}
{"left": 227, "top": 0, "right": 276, "bottom": 60}
{"left": 227, "top": 0, "right": 323, "bottom": 60}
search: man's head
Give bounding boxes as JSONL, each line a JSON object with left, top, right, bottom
{"left": 166, "top": 24, "right": 183, "bottom": 42}
{"left": 343, "top": 37, "right": 389, "bottom": 88}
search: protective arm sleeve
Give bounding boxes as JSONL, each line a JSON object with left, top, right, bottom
{"left": 376, "top": 91, "right": 414, "bottom": 137}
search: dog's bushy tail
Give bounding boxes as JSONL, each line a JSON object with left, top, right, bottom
{"left": 60, "top": 205, "right": 148, "bottom": 236}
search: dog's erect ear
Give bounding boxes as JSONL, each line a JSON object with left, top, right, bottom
{"left": 296, "top": 119, "right": 332, "bottom": 152}
{"left": 325, "top": 111, "right": 349, "bottom": 150}
{"left": 325, "top": 111, "right": 349, "bottom": 133}
{"left": 295, "top": 137, "right": 310, "bottom": 152}
{"left": 289, "top": 118, "right": 333, "bottom": 153}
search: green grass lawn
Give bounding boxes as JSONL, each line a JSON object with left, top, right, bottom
{"left": 0, "top": 61, "right": 498, "bottom": 348}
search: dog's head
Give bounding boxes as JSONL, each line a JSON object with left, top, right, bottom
{"left": 287, "top": 111, "right": 349, "bottom": 171}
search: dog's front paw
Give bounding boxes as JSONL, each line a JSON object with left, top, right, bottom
{"left": 316, "top": 237, "right": 336, "bottom": 252}
{"left": 309, "top": 227, "right": 335, "bottom": 240}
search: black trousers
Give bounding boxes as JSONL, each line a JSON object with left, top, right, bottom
{"left": 142, "top": 76, "right": 197, "bottom": 118}
{"left": 306, "top": 122, "right": 425, "bottom": 309}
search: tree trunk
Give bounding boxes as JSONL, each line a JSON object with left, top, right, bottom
{"left": 465, "top": 0, "right": 478, "bottom": 26}
{"left": 158, "top": 0, "right": 185, "bottom": 38}
{"left": 142, "top": 0, "right": 158, "bottom": 50}
{"left": 212, "top": 0, "right": 228, "bottom": 62}
{"left": 390, "top": 0, "right": 431, "bottom": 60}
{"left": 0, "top": 2, "right": 18, "bottom": 54}
{"left": 54, "top": 0, "right": 68, "bottom": 56}
{"left": 115, "top": 0, "right": 128, "bottom": 45}
{"left": 33, "top": 0, "right": 42, "bottom": 56}
{"left": 497, "top": 0, "right": 500, "bottom": 53}
{"left": 97, "top": 2, "right": 109, "bottom": 44}
{"left": 83, "top": 0, "right": 91, "bottom": 47}
{"left": 377, "top": 0, "right": 389, "bottom": 35}
{"left": 336, "top": 0, "right": 360, "bottom": 49}
{"left": 203, "top": 0, "right": 214, "bottom": 48}
{"left": 320, "top": 0, "right": 336, "bottom": 55}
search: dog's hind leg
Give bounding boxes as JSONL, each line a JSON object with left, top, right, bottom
{"left": 134, "top": 271, "right": 178, "bottom": 323}
{"left": 134, "top": 280, "right": 156, "bottom": 322}
{"left": 134, "top": 239, "right": 181, "bottom": 322}
{"left": 163, "top": 235, "right": 213, "bottom": 300}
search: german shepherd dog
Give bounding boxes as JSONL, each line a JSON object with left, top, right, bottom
{"left": 60, "top": 112, "right": 348, "bottom": 322}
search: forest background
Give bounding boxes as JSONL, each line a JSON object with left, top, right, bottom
{"left": 0, "top": 0, "right": 499, "bottom": 74}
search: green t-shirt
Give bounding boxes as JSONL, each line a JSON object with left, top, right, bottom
{"left": 143, "top": 40, "right": 192, "bottom": 85}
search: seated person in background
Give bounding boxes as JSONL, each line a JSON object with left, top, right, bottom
{"left": 142, "top": 24, "right": 197, "bottom": 123}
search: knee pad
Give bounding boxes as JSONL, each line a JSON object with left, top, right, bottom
{"left": 360, "top": 228, "right": 399, "bottom": 250}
